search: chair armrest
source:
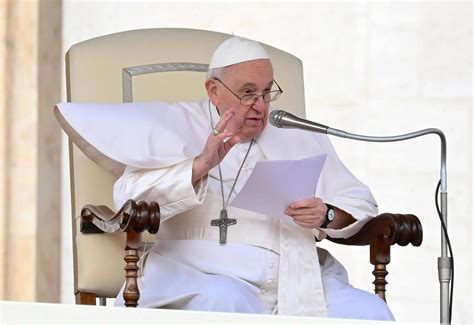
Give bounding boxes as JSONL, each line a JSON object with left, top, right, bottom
{"left": 326, "top": 213, "right": 423, "bottom": 302}
{"left": 327, "top": 213, "right": 423, "bottom": 247}
{"left": 80, "top": 199, "right": 161, "bottom": 235}
{"left": 80, "top": 200, "right": 161, "bottom": 307}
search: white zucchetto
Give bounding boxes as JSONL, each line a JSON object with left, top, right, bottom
{"left": 208, "top": 36, "right": 270, "bottom": 70}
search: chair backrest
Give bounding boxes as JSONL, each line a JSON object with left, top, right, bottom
{"left": 66, "top": 28, "right": 306, "bottom": 298}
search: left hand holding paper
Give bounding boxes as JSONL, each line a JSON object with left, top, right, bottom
{"left": 284, "top": 197, "right": 327, "bottom": 228}
{"left": 229, "top": 154, "right": 327, "bottom": 223}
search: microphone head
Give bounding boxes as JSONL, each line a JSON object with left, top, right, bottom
{"left": 270, "top": 109, "right": 330, "bottom": 134}
{"left": 269, "top": 110, "right": 287, "bottom": 128}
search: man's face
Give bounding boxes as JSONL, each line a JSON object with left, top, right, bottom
{"left": 206, "top": 59, "right": 274, "bottom": 142}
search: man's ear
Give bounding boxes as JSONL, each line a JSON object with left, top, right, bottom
{"left": 205, "top": 79, "right": 219, "bottom": 107}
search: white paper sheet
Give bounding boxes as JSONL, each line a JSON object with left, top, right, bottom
{"left": 229, "top": 154, "right": 327, "bottom": 223}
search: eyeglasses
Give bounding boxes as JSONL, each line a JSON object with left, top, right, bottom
{"left": 213, "top": 78, "right": 283, "bottom": 106}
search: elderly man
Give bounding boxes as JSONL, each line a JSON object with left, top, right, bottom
{"left": 111, "top": 36, "right": 394, "bottom": 320}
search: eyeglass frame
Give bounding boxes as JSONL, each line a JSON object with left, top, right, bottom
{"left": 213, "top": 77, "right": 283, "bottom": 106}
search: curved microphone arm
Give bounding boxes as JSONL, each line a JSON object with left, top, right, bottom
{"left": 330, "top": 127, "right": 450, "bottom": 324}
{"left": 270, "top": 110, "right": 447, "bottom": 192}
{"left": 270, "top": 109, "right": 451, "bottom": 323}
{"left": 328, "top": 127, "right": 447, "bottom": 194}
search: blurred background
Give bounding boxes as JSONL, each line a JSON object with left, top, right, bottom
{"left": 0, "top": 0, "right": 471, "bottom": 323}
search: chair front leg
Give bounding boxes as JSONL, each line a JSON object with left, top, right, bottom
{"left": 75, "top": 291, "right": 97, "bottom": 305}
{"left": 123, "top": 231, "right": 141, "bottom": 307}
{"left": 370, "top": 235, "right": 391, "bottom": 302}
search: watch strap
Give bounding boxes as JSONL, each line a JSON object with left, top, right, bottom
{"left": 320, "top": 204, "right": 334, "bottom": 228}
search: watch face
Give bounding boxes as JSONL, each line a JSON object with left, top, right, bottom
{"left": 328, "top": 209, "right": 335, "bottom": 221}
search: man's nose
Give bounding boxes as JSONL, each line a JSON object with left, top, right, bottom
{"left": 252, "top": 96, "right": 267, "bottom": 112}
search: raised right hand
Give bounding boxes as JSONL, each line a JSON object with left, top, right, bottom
{"left": 192, "top": 109, "right": 241, "bottom": 184}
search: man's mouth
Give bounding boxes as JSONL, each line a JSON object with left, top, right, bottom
{"left": 245, "top": 117, "right": 262, "bottom": 127}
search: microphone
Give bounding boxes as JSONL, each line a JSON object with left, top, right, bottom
{"left": 270, "top": 109, "right": 351, "bottom": 138}
{"left": 269, "top": 110, "right": 329, "bottom": 134}
{"left": 269, "top": 108, "right": 451, "bottom": 324}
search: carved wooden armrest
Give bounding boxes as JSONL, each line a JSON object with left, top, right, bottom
{"left": 81, "top": 199, "right": 161, "bottom": 235}
{"left": 80, "top": 200, "right": 161, "bottom": 307}
{"left": 327, "top": 213, "right": 423, "bottom": 301}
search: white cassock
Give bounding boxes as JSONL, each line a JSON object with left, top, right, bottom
{"left": 55, "top": 99, "right": 394, "bottom": 320}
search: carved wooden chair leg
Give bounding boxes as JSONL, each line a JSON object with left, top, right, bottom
{"left": 75, "top": 291, "right": 97, "bottom": 305}
{"left": 370, "top": 235, "right": 390, "bottom": 302}
{"left": 80, "top": 200, "right": 161, "bottom": 307}
{"left": 123, "top": 231, "right": 141, "bottom": 307}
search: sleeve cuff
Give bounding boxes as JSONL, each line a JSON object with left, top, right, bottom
{"left": 316, "top": 217, "right": 372, "bottom": 239}
{"left": 159, "top": 159, "right": 208, "bottom": 221}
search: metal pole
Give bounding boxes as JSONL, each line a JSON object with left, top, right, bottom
{"left": 326, "top": 127, "right": 451, "bottom": 324}
{"left": 271, "top": 110, "right": 452, "bottom": 323}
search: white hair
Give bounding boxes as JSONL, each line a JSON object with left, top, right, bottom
{"left": 206, "top": 66, "right": 227, "bottom": 80}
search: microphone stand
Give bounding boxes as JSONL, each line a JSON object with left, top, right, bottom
{"left": 279, "top": 114, "right": 451, "bottom": 323}
{"left": 326, "top": 127, "right": 450, "bottom": 324}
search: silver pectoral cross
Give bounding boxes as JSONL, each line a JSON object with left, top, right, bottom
{"left": 210, "top": 209, "right": 237, "bottom": 245}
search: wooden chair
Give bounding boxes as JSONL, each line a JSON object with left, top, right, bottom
{"left": 58, "top": 28, "right": 423, "bottom": 307}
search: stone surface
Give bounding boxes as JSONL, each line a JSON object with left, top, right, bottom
{"left": 0, "top": 0, "right": 7, "bottom": 299}
{"left": 0, "top": 0, "right": 61, "bottom": 302}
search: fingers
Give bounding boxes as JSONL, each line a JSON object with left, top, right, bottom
{"left": 285, "top": 207, "right": 318, "bottom": 216}
{"left": 210, "top": 109, "right": 241, "bottom": 150}
{"left": 291, "top": 213, "right": 320, "bottom": 223}
{"left": 286, "top": 197, "right": 325, "bottom": 215}
{"left": 292, "top": 218, "right": 318, "bottom": 229}
{"left": 199, "top": 107, "right": 245, "bottom": 172}
{"left": 290, "top": 213, "right": 324, "bottom": 228}
{"left": 285, "top": 197, "right": 327, "bottom": 229}
{"left": 224, "top": 134, "right": 241, "bottom": 147}
{"left": 213, "top": 109, "right": 235, "bottom": 134}
{"left": 214, "top": 131, "right": 240, "bottom": 152}
{"left": 214, "top": 129, "right": 234, "bottom": 142}
{"left": 217, "top": 133, "right": 240, "bottom": 158}
{"left": 288, "top": 197, "right": 322, "bottom": 209}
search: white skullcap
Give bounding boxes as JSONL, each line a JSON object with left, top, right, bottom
{"left": 208, "top": 36, "right": 269, "bottom": 70}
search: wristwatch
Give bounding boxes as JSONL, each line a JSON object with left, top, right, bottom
{"left": 320, "top": 204, "right": 335, "bottom": 228}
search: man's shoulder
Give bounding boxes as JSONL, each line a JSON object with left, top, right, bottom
{"left": 170, "top": 99, "right": 209, "bottom": 124}
{"left": 172, "top": 99, "right": 208, "bottom": 113}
